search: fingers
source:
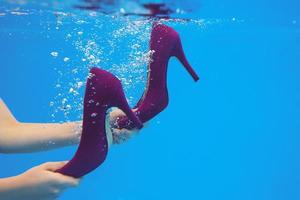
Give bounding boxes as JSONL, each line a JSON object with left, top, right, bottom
{"left": 39, "top": 161, "right": 80, "bottom": 187}
{"left": 40, "top": 161, "right": 68, "bottom": 171}
{"left": 112, "top": 128, "right": 127, "bottom": 144}
{"left": 53, "top": 173, "right": 80, "bottom": 188}
{"left": 109, "top": 107, "right": 146, "bottom": 144}
{"left": 112, "top": 128, "right": 139, "bottom": 144}
{"left": 109, "top": 108, "right": 138, "bottom": 120}
{"left": 109, "top": 108, "right": 126, "bottom": 119}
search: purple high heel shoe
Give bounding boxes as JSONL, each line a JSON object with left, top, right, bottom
{"left": 116, "top": 23, "right": 199, "bottom": 129}
{"left": 56, "top": 67, "right": 143, "bottom": 178}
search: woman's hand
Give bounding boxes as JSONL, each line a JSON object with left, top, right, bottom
{"left": 109, "top": 109, "right": 140, "bottom": 144}
{"left": 0, "top": 161, "right": 80, "bottom": 200}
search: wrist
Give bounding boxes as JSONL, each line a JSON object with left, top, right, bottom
{"left": 48, "top": 122, "right": 82, "bottom": 146}
{"left": 71, "top": 122, "right": 82, "bottom": 144}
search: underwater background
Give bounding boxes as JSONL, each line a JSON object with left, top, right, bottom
{"left": 1, "top": 0, "right": 300, "bottom": 199}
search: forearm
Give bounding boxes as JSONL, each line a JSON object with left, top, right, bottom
{"left": 0, "top": 175, "right": 23, "bottom": 200}
{"left": 0, "top": 121, "right": 82, "bottom": 153}
{"left": 0, "top": 98, "right": 133, "bottom": 153}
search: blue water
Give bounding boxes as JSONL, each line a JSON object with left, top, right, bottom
{"left": 1, "top": 0, "right": 300, "bottom": 199}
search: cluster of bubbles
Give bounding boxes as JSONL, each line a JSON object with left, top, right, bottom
{"left": 1, "top": 0, "right": 246, "bottom": 123}
{"left": 48, "top": 11, "right": 155, "bottom": 122}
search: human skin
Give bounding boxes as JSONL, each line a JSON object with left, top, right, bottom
{"left": 0, "top": 98, "right": 139, "bottom": 153}
{"left": 0, "top": 98, "right": 140, "bottom": 200}
{"left": 0, "top": 161, "right": 80, "bottom": 200}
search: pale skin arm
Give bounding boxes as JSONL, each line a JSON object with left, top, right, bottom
{"left": 0, "top": 99, "right": 81, "bottom": 199}
{"left": 0, "top": 99, "right": 141, "bottom": 200}
{"left": 0, "top": 98, "right": 139, "bottom": 153}
{"left": 0, "top": 99, "right": 82, "bottom": 153}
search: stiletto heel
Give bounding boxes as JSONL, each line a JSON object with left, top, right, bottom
{"left": 57, "top": 67, "right": 142, "bottom": 178}
{"left": 172, "top": 38, "right": 199, "bottom": 82}
{"left": 115, "top": 89, "right": 143, "bottom": 129}
{"left": 116, "top": 23, "right": 200, "bottom": 130}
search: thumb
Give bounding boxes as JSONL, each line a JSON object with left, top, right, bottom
{"left": 40, "top": 161, "right": 69, "bottom": 171}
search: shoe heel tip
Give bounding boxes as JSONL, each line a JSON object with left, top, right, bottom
{"left": 193, "top": 76, "right": 200, "bottom": 82}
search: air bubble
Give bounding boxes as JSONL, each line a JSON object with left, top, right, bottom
{"left": 91, "top": 113, "right": 98, "bottom": 117}
{"left": 50, "top": 52, "right": 58, "bottom": 57}
{"left": 88, "top": 99, "right": 94, "bottom": 104}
